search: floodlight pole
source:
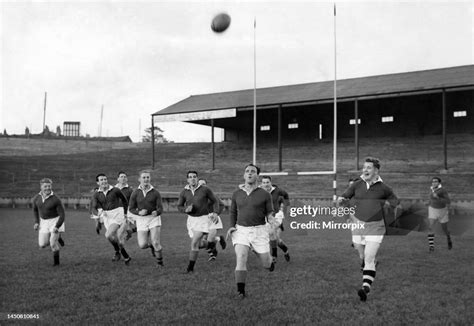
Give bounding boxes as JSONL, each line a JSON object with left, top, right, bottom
{"left": 442, "top": 89, "right": 447, "bottom": 170}
{"left": 278, "top": 105, "right": 283, "bottom": 171}
{"left": 252, "top": 17, "right": 257, "bottom": 165}
{"left": 151, "top": 115, "right": 155, "bottom": 169}
{"left": 333, "top": 3, "right": 338, "bottom": 202}
{"left": 99, "top": 105, "right": 104, "bottom": 137}
{"left": 42, "top": 92, "right": 47, "bottom": 134}
{"left": 355, "top": 99, "right": 359, "bottom": 170}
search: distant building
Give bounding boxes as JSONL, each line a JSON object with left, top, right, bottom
{"left": 63, "top": 121, "right": 80, "bottom": 137}
{"left": 156, "top": 134, "right": 165, "bottom": 143}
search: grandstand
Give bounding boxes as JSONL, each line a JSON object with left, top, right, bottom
{"left": 0, "top": 134, "right": 473, "bottom": 202}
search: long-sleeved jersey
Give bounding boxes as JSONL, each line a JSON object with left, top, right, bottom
{"left": 429, "top": 185, "right": 450, "bottom": 209}
{"left": 129, "top": 185, "right": 163, "bottom": 216}
{"left": 230, "top": 185, "right": 274, "bottom": 227}
{"left": 341, "top": 177, "right": 399, "bottom": 222}
{"left": 32, "top": 192, "right": 65, "bottom": 228}
{"left": 91, "top": 185, "right": 128, "bottom": 214}
{"left": 177, "top": 185, "right": 219, "bottom": 216}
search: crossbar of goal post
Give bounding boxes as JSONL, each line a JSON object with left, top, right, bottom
{"left": 260, "top": 4, "right": 339, "bottom": 202}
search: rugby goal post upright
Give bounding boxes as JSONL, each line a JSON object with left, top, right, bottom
{"left": 261, "top": 4, "right": 338, "bottom": 202}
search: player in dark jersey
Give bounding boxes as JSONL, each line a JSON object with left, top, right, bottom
{"left": 178, "top": 171, "right": 220, "bottom": 273}
{"left": 339, "top": 157, "right": 400, "bottom": 302}
{"left": 227, "top": 164, "right": 275, "bottom": 299}
{"left": 91, "top": 173, "right": 132, "bottom": 265}
{"left": 32, "top": 178, "right": 66, "bottom": 266}
{"left": 261, "top": 176, "right": 290, "bottom": 263}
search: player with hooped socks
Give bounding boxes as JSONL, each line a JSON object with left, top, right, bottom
{"left": 427, "top": 177, "right": 453, "bottom": 251}
{"left": 338, "top": 157, "right": 400, "bottom": 302}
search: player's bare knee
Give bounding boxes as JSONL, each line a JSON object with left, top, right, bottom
{"left": 260, "top": 253, "right": 272, "bottom": 267}
{"left": 235, "top": 252, "right": 248, "bottom": 266}
{"left": 152, "top": 241, "right": 161, "bottom": 251}
{"left": 191, "top": 238, "right": 201, "bottom": 250}
{"left": 106, "top": 234, "right": 117, "bottom": 242}
{"left": 236, "top": 259, "right": 247, "bottom": 270}
{"left": 364, "top": 255, "right": 376, "bottom": 268}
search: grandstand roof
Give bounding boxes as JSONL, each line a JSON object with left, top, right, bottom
{"left": 153, "top": 65, "right": 474, "bottom": 119}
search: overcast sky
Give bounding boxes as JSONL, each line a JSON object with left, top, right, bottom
{"left": 1, "top": 1, "right": 472, "bottom": 142}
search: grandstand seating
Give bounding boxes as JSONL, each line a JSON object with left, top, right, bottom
{"left": 0, "top": 134, "right": 473, "bottom": 200}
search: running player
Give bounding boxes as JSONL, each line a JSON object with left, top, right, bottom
{"left": 198, "top": 178, "right": 227, "bottom": 261}
{"left": 338, "top": 157, "right": 400, "bottom": 302}
{"left": 177, "top": 171, "right": 220, "bottom": 273}
{"left": 32, "top": 178, "right": 66, "bottom": 266}
{"left": 115, "top": 171, "right": 136, "bottom": 241}
{"left": 260, "top": 175, "right": 290, "bottom": 263}
{"left": 427, "top": 177, "right": 453, "bottom": 251}
{"left": 129, "top": 170, "right": 164, "bottom": 266}
{"left": 226, "top": 164, "right": 275, "bottom": 299}
{"left": 91, "top": 173, "right": 132, "bottom": 265}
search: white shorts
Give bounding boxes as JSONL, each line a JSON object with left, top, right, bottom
{"left": 39, "top": 217, "right": 65, "bottom": 233}
{"left": 103, "top": 207, "right": 126, "bottom": 231}
{"left": 232, "top": 224, "right": 270, "bottom": 254}
{"left": 351, "top": 217, "right": 384, "bottom": 245}
{"left": 352, "top": 234, "right": 384, "bottom": 245}
{"left": 274, "top": 210, "right": 284, "bottom": 226}
{"left": 428, "top": 207, "right": 449, "bottom": 223}
{"left": 187, "top": 215, "right": 210, "bottom": 238}
{"left": 209, "top": 216, "right": 223, "bottom": 230}
{"left": 127, "top": 211, "right": 140, "bottom": 223}
{"left": 352, "top": 217, "right": 385, "bottom": 236}
{"left": 136, "top": 215, "right": 162, "bottom": 232}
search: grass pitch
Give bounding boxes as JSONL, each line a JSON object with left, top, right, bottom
{"left": 0, "top": 209, "right": 472, "bottom": 325}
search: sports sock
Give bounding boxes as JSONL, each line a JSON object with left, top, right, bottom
{"left": 53, "top": 251, "right": 60, "bottom": 266}
{"left": 112, "top": 241, "right": 120, "bottom": 252}
{"left": 235, "top": 270, "right": 247, "bottom": 294}
{"left": 237, "top": 283, "right": 246, "bottom": 295}
{"left": 207, "top": 241, "right": 216, "bottom": 251}
{"left": 187, "top": 260, "right": 196, "bottom": 271}
{"left": 120, "top": 247, "right": 130, "bottom": 259}
{"left": 156, "top": 249, "right": 163, "bottom": 265}
{"left": 270, "top": 240, "right": 278, "bottom": 258}
{"left": 428, "top": 233, "right": 435, "bottom": 249}
{"left": 362, "top": 269, "right": 376, "bottom": 290}
{"left": 278, "top": 241, "right": 288, "bottom": 253}
{"left": 187, "top": 250, "right": 199, "bottom": 271}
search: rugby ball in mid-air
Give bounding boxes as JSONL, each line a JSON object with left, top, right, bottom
{"left": 211, "top": 13, "right": 231, "bottom": 33}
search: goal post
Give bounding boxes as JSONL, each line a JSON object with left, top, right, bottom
{"left": 260, "top": 4, "right": 338, "bottom": 201}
